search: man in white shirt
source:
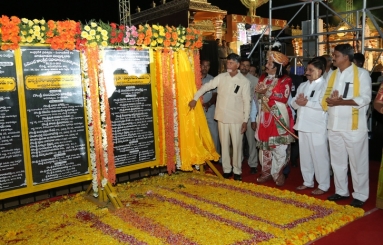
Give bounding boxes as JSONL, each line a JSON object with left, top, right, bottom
{"left": 321, "top": 43, "right": 371, "bottom": 208}
{"left": 200, "top": 59, "right": 220, "bottom": 161}
{"left": 240, "top": 58, "right": 259, "bottom": 174}
{"left": 189, "top": 53, "right": 251, "bottom": 180}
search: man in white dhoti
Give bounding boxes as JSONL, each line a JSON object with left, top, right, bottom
{"left": 292, "top": 57, "right": 330, "bottom": 195}
{"left": 321, "top": 44, "right": 371, "bottom": 208}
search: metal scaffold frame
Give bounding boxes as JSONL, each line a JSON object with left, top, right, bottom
{"left": 119, "top": 0, "right": 131, "bottom": 26}
{"left": 249, "top": 0, "right": 383, "bottom": 72}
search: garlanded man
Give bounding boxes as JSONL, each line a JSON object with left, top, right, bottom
{"left": 254, "top": 51, "right": 295, "bottom": 186}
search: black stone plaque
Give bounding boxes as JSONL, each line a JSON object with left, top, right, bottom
{"left": 104, "top": 49, "right": 155, "bottom": 167}
{"left": 21, "top": 47, "right": 89, "bottom": 184}
{"left": 0, "top": 51, "right": 26, "bottom": 192}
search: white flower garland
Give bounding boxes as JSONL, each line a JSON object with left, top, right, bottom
{"left": 81, "top": 50, "right": 98, "bottom": 196}
{"left": 172, "top": 50, "right": 181, "bottom": 169}
{"left": 97, "top": 48, "right": 109, "bottom": 187}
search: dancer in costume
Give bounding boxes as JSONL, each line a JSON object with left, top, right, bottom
{"left": 189, "top": 53, "right": 251, "bottom": 181}
{"left": 292, "top": 57, "right": 330, "bottom": 195}
{"left": 373, "top": 80, "right": 383, "bottom": 209}
{"left": 254, "top": 51, "right": 294, "bottom": 186}
{"left": 321, "top": 44, "right": 371, "bottom": 208}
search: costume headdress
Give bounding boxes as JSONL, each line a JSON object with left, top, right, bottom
{"left": 267, "top": 50, "right": 289, "bottom": 75}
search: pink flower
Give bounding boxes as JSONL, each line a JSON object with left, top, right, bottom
{"left": 123, "top": 37, "right": 130, "bottom": 43}
{"left": 129, "top": 39, "right": 136, "bottom": 45}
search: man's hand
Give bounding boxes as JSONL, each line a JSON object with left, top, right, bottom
{"left": 202, "top": 102, "right": 211, "bottom": 112}
{"left": 325, "top": 90, "right": 343, "bottom": 107}
{"left": 295, "top": 93, "right": 308, "bottom": 106}
{"left": 188, "top": 100, "right": 197, "bottom": 109}
{"left": 255, "top": 83, "right": 267, "bottom": 94}
{"left": 251, "top": 122, "right": 257, "bottom": 131}
{"left": 241, "top": 122, "right": 247, "bottom": 134}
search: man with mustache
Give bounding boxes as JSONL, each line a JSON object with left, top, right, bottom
{"left": 321, "top": 43, "right": 371, "bottom": 208}
{"left": 254, "top": 51, "right": 295, "bottom": 186}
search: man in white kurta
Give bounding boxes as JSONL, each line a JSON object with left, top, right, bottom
{"left": 321, "top": 44, "right": 371, "bottom": 208}
{"left": 291, "top": 58, "right": 330, "bottom": 195}
{"left": 240, "top": 58, "right": 259, "bottom": 174}
{"left": 189, "top": 53, "right": 251, "bottom": 180}
{"left": 200, "top": 60, "right": 221, "bottom": 160}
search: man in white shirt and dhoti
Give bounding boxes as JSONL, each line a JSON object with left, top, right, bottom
{"left": 321, "top": 43, "right": 371, "bottom": 208}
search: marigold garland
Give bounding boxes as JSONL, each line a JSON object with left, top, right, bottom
{"left": 85, "top": 46, "right": 108, "bottom": 191}
{"left": 97, "top": 48, "right": 116, "bottom": 184}
{"left": 162, "top": 50, "right": 176, "bottom": 174}
{"left": 155, "top": 50, "right": 166, "bottom": 166}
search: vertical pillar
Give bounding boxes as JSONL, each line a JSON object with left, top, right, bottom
{"left": 214, "top": 17, "right": 224, "bottom": 41}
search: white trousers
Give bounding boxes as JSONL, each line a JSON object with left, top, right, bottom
{"left": 328, "top": 129, "right": 369, "bottom": 201}
{"left": 245, "top": 120, "right": 258, "bottom": 167}
{"left": 218, "top": 122, "right": 243, "bottom": 175}
{"left": 298, "top": 131, "right": 330, "bottom": 191}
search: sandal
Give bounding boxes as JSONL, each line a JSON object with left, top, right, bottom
{"left": 275, "top": 174, "right": 285, "bottom": 187}
{"left": 257, "top": 175, "right": 272, "bottom": 183}
{"left": 296, "top": 185, "right": 313, "bottom": 190}
{"left": 312, "top": 188, "right": 326, "bottom": 195}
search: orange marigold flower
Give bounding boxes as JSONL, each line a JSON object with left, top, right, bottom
{"left": 138, "top": 33, "right": 145, "bottom": 40}
{"left": 10, "top": 16, "right": 20, "bottom": 24}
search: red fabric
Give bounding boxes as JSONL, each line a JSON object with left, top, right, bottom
{"left": 257, "top": 74, "right": 294, "bottom": 143}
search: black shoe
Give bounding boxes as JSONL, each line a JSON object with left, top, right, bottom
{"left": 350, "top": 199, "right": 365, "bottom": 208}
{"left": 233, "top": 174, "right": 242, "bottom": 181}
{"left": 223, "top": 172, "right": 233, "bottom": 179}
{"left": 250, "top": 167, "right": 257, "bottom": 174}
{"left": 327, "top": 194, "right": 349, "bottom": 201}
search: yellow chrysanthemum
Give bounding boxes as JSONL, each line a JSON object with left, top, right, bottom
{"left": 101, "top": 30, "right": 108, "bottom": 36}
{"left": 28, "top": 29, "right": 34, "bottom": 34}
{"left": 84, "top": 25, "right": 91, "bottom": 31}
{"left": 40, "top": 19, "right": 46, "bottom": 25}
{"left": 40, "top": 38, "right": 45, "bottom": 43}
{"left": 102, "top": 35, "right": 108, "bottom": 41}
{"left": 21, "top": 31, "right": 27, "bottom": 36}
{"left": 28, "top": 20, "right": 33, "bottom": 27}
{"left": 97, "top": 26, "right": 102, "bottom": 32}
{"left": 21, "top": 36, "right": 26, "bottom": 42}
{"left": 21, "top": 18, "right": 28, "bottom": 24}
{"left": 152, "top": 25, "right": 158, "bottom": 30}
{"left": 89, "top": 30, "right": 96, "bottom": 36}
{"left": 33, "top": 19, "right": 39, "bottom": 24}
{"left": 101, "top": 41, "right": 108, "bottom": 47}
{"left": 151, "top": 40, "right": 157, "bottom": 46}
{"left": 159, "top": 31, "right": 165, "bottom": 36}
{"left": 90, "top": 22, "right": 97, "bottom": 28}
{"left": 81, "top": 31, "right": 88, "bottom": 39}
{"left": 153, "top": 33, "right": 158, "bottom": 38}
{"left": 41, "top": 26, "right": 46, "bottom": 31}
{"left": 86, "top": 35, "right": 92, "bottom": 41}
{"left": 157, "top": 38, "right": 163, "bottom": 44}
{"left": 34, "top": 30, "right": 40, "bottom": 36}
{"left": 26, "top": 36, "right": 34, "bottom": 43}
{"left": 89, "top": 42, "right": 97, "bottom": 47}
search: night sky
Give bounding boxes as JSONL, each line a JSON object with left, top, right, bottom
{"left": 0, "top": 0, "right": 381, "bottom": 27}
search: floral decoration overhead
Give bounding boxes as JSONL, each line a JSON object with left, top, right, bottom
{"left": 0, "top": 15, "right": 203, "bottom": 51}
